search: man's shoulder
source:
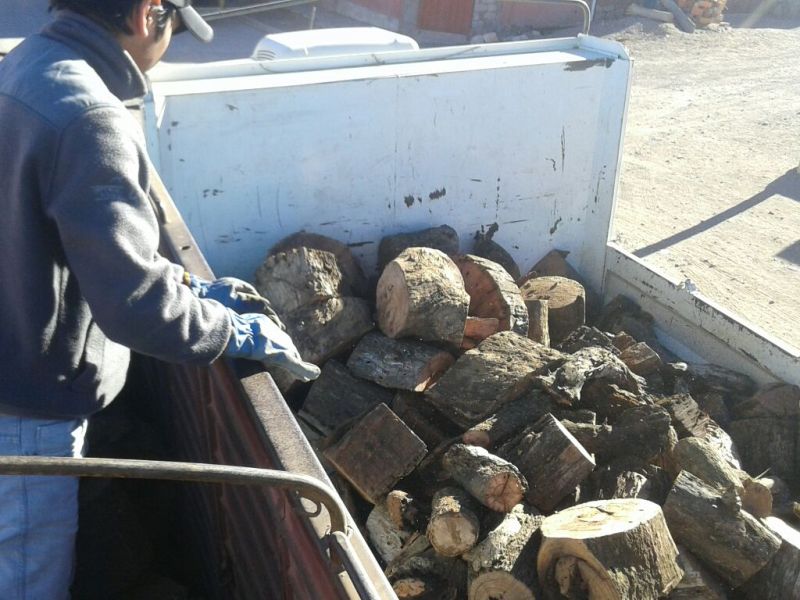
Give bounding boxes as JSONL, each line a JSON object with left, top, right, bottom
{"left": 0, "top": 33, "right": 123, "bottom": 131}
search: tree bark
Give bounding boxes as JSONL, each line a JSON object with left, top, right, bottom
{"left": 662, "top": 470, "right": 781, "bottom": 587}
{"left": 737, "top": 516, "right": 800, "bottom": 600}
{"left": 538, "top": 499, "right": 683, "bottom": 600}
{"left": 462, "top": 391, "right": 554, "bottom": 449}
{"left": 442, "top": 444, "right": 527, "bottom": 513}
{"left": 367, "top": 502, "right": 412, "bottom": 563}
{"left": 392, "top": 391, "right": 461, "bottom": 450}
{"left": 519, "top": 276, "right": 585, "bottom": 345}
{"left": 426, "top": 487, "right": 481, "bottom": 557}
{"left": 378, "top": 225, "right": 460, "bottom": 271}
{"left": 385, "top": 533, "right": 467, "bottom": 600}
{"left": 667, "top": 545, "right": 729, "bottom": 600}
{"left": 377, "top": 247, "right": 469, "bottom": 347}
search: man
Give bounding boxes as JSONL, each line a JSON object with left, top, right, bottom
{"left": 0, "top": 2, "right": 319, "bottom": 597}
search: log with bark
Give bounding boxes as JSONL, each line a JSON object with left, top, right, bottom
{"left": 556, "top": 326, "right": 619, "bottom": 355}
{"left": 463, "top": 504, "right": 543, "bottom": 600}
{"left": 385, "top": 534, "right": 467, "bottom": 599}
{"left": 268, "top": 231, "right": 369, "bottom": 297}
{"left": 668, "top": 436, "right": 743, "bottom": 497}
{"left": 425, "top": 331, "right": 564, "bottom": 428}
{"left": 589, "top": 459, "right": 672, "bottom": 505}
{"left": 668, "top": 545, "right": 729, "bottom": 600}
{"left": 519, "top": 276, "right": 585, "bottom": 345}
{"left": 455, "top": 254, "right": 529, "bottom": 336}
{"left": 619, "top": 341, "right": 663, "bottom": 376}
{"left": 378, "top": 225, "right": 460, "bottom": 271}
{"left": 662, "top": 470, "right": 781, "bottom": 587}
{"left": 392, "top": 391, "right": 462, "bottom": 450}
{"left": 386, "top": 490, "right": 425, "bottom": 532}
{"left": 472, "top": 223, "right": 521, "bottom": 281}
{"left": 426, "top": 487, "right": 481, "bottom": 557}
{"left": 299, "top": 360, "right": 394, "bottom": 434}
{"left": 657, "top": 393, "right": 712, "bottom": 439}
{"left": 367, "top": 502, "right": 412, "bottom": 563}
{"left": 728, "top": 417, "right": 797, "bottom": 484}
{"left": 538, "top": 498, "right": 683, "bottom": 599}
{"left": 346, "top": 332, "right": 454, "bottom": 392}
{"left": 442, "top": 444, "right": 527, "bottom": 513}
{"left": 323, "top": 403, "right": 427, "bottom": 504}
{"left": 376, "top": 247, "right": 469, "bottom": 347}
{"left": 737, "top": 516, "right": 800, "bottom": 599}
{"left": 462, "top": 391, "right": 555, "bottom": 449}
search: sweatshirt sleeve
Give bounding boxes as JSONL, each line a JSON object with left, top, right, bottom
{"left": 44, "top": 104, "right": 231, "bottom": 364}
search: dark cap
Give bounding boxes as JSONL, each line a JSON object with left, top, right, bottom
{"left": 166, "top": 0, "right": 213, "bottom": 42}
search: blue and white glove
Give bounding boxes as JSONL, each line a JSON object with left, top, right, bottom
{"left": 224, "top": 310, "right": 321, "bottom": 382}
{"left": 185, "top": 273, "right": 285, "bottom": 330}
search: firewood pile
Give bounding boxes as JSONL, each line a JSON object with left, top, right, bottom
{"left": 252, "top": 226, "right": 800, "bottom": 599}
{"left": 676, "top": 0, "right": 727, "bottom": 26}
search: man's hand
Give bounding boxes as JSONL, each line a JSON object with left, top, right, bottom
{"left": 185, "top": 273, "right": 285, "bottom": 330}
{"left": 223, "top": 310, "right": 320, "bottom": 382}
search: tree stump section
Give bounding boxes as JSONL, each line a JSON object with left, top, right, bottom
{"left": 378, "top": 225, "right": 460, "bottom": 271}
{"left": 425, "top": 331, "right": 564, "bottom": 428}
{"left": 455, "top": 254, "right": 529, "bottom": 336}
{"left": 538, "top": 499, "right": 683, "bottom": 600}
{"left": 519, "top": 276, "right": 585, "bottom": 345}
{"left": 462, "top": 391, "right": 554, "bottom": 449}
{"left": 737, "top": 516, "right": 800, "bottom": 600}
{"left": 377, "top": 247, "right": 469, "bottom": 347}
{"left": 282, "top": 296, "right": 374, "bottom": 366}
{"left": 442, "top": 444, "right": 527, "bottom": 513}
{"left": 299, "top": 360, "right": 394, "bottom": 435}
{"left": 268, "top": 231, "right": 368, "bottom": 297}
{"left": 512, "top": 414, "right": 596, "bottom": 513}
{"left": 463, "top": 504, "right": 543, "bottom": 600}
{"left": 323, "top": 404, "right": 427, "bottom": 504}
{"left": 662, "top": 470, "right": 781, "bottom": 587}
{"left": 526, "top": 299, "right": 550, "bottom": 346}
{"left": 427, "top": 487, "right": 481, "bottom": 557}
{"left": 346, "top": 332, "right": 454, "bottom": 392}
{"left": 254, "top": 247, "right": 349, "bottom": 315}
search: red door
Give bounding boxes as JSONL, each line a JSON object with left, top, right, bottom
{"left": 418, "top": 0, "right": 475, "bottom": 35}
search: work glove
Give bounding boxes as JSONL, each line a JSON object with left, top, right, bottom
{"left": 224, "top": 310, "right": 321, "bottom": 382}
{"left": 184, "top": 272, "right": 285, "bottom": 330}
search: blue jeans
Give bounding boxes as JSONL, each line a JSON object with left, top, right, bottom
{"left": 0, "top": 415, "right": 87, "bottom": 600}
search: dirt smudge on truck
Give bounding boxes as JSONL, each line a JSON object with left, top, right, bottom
{"left": 564, "top": 58, "right": 614, "bottom": 72}
{"left": 429, "top": 188, "right": 446, "bottom": 201}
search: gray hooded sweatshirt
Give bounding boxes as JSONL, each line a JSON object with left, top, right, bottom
{"left": 0, "top": 11, "right": 232, "bottom": 418}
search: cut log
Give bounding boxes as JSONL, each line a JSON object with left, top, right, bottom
{"left": 510, "top": 414, "right": 595, "bottom": 512}
{"left": 346, "top": 332, "right": 454, "bottom": 392}
{"left": 300, "top": 360, "right": 393, "bottom": 435}
{"left": 282, "top": 296, "right": 374, "bottom": 366}
{"left": 525, "top": 299, "right": 550, "bottom": 346}
{"left": 590, "top": 460, "right": 672, "bottom": 505}
{"left": 538, "top": 499, "right": 683, "bottom": 599}
{"left": 268, "top": 231, "right": 368, "bottom": 297}
{"left": 386, "top": 490, "right": 424, "bottom": 532}
{"left": 254, "top": 247, "right": 349, "bottom": 315}
{"left": 378, "top": 225, "right": 460, "bottom": 271}
{"left": 619, "top": 342, "right": 663, "bottom": 376}
{"left": 668, "top": 436, "right": 743, "bottom": 496}
{"left": 463, "top": 504, "right": 543, "bottom": 600}
{"left": 385, "top": 534, "right": 466, "bottom": 599}
{"left": 462, "top": 391, "right": 554, "bottom": 449}
{"left": 426, "top": 487, "right": 481, "bottom": 557}
{"left": 367, "top": 502, "right": 411, "bottom": 563}
{"left": 455, "top": 254, "right": 529, "bottom": 336}
{"left": 442, "top": 444, "right": 527, "bottom": 513}
{"left": 425, "top": 331, "right": 564, "bottom": 428}
{"left": 657, "top": 393, "right": 711, "bottom": 438}
{"left": 668, "top": 545, "right": 729, "bottom": 600}
{"left": 580, "top": 380, "right": 643, "bottom": 421}
{"left": 737, "top": 516, "right": 800, "bottom": 599}
{"left": 392, "top": 391, "right": 461, "bottom": 449}
{"left": 324, "top": 403, "right": 427, "bottom": 504}
{"left": 472, "top": 223, "right": 521, "bottom": 281}
{"left": 519, "top": 276, "right": 585, "bottom": 345}
{"left": 662, "top": 470, "right": 781, "bottom": 587}
{"left": 377, "top": 247, "right": 469, "bottom": 347}
{"left": 464, "top": 316, "right": 500, "bottom": 340}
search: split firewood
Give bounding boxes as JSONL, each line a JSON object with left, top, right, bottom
{"left": 668, "top": 545, "right": 729, "bottom": 600}
{"left": 442, "top": 444, "right": 527, "bottom": 513}
{"left": 254, "top": 247, "right": 350, "bottom": 315}
{"left": 367, "top": 502, "right": 412, "bottom": 563}
{"left": 538, "top": 346, "right": 644, "bottom": 407}
{"left": 662, "top": 470, "right": 781, "bottom": 587}
{"left": 668, "top": 436, "right": 743, "bottom": 496}
{"left": 426, "top": 487, "right": 481, "bottom": 557}
{"left": 525, "top": 299, "right": 550, "bottom": 346}
{"left": 386, "top": 490, "right": 425, "bottom": 532}
{"left": 268, "top": 231, "right": 368, "bottom": 297}
{"left": 346, "top": 332, "right": 454, "bottom": 392}
{"left": 472, "top": 223, "right": 521, "bottom": 281}
{"left": 376, "top": 247, "right": 469, "bottom": 347}
{"left": 657, "top": 393, "right": 711, "bottom": 439}
{"left": 700, "top": 420, "right": 741, "bottom": 469}
{"left": 425, "top": 331, "right": 564, "bottom": 428}
{"left": 579, "top": 380, "right": 643, "bottom": 421}
{"left": 739, "top": 475, "right": 773, "bottom": 519}
{"left": 556, "top": 326, "right": 619, "bottom": 355}
{"left": 392, "top": 392, "right": 461, "bottom": 449}
{"left": 737, "top": 516, "right": 800, "bottom": 599}
{"left": 619, "top": 341, "right": 663, "bottom": 376}
{"left": 463, "top": 504, "right": 543, "bottom": 600}
{"left": 323, "top": 403, "right": 427, "bottom": 504}
{"left": 461, "top": 391, "right": 554, "bottom": 449}
{"left": 610, "top": 331, "right": 637, "bottom": 352}
{"left": 300, "top": 360, "right": 393, "bottom": 435}
{"left": 378, "top": 225, "right": 460, "bottom": 271}
{"left": 538, "top": 499, "right": 683, "bottom": 599}
{"left": 385, "top": 534, "right": 466, "bottom": 600}
{"left": 519, "top": 276, "right": 585, "bottom": 345}
{"left": 509, "top": 414, "right": 595, "bottom": 512}
{"left": 282, "top": 296, "right": 373, "bottom": 366}
{"left": 455, "top": 254, "right": 529, "bottom": 336}
{"left": 464, "top": 316, "right": 500, "bottom": 340}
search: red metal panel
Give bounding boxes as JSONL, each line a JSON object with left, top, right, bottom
{"left": 418, "top": 0, "right": 475, "bottom": 34}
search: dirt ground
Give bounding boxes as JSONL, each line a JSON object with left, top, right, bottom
{"left": 592, "top": 15, "right": 800, "bottom": 350}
